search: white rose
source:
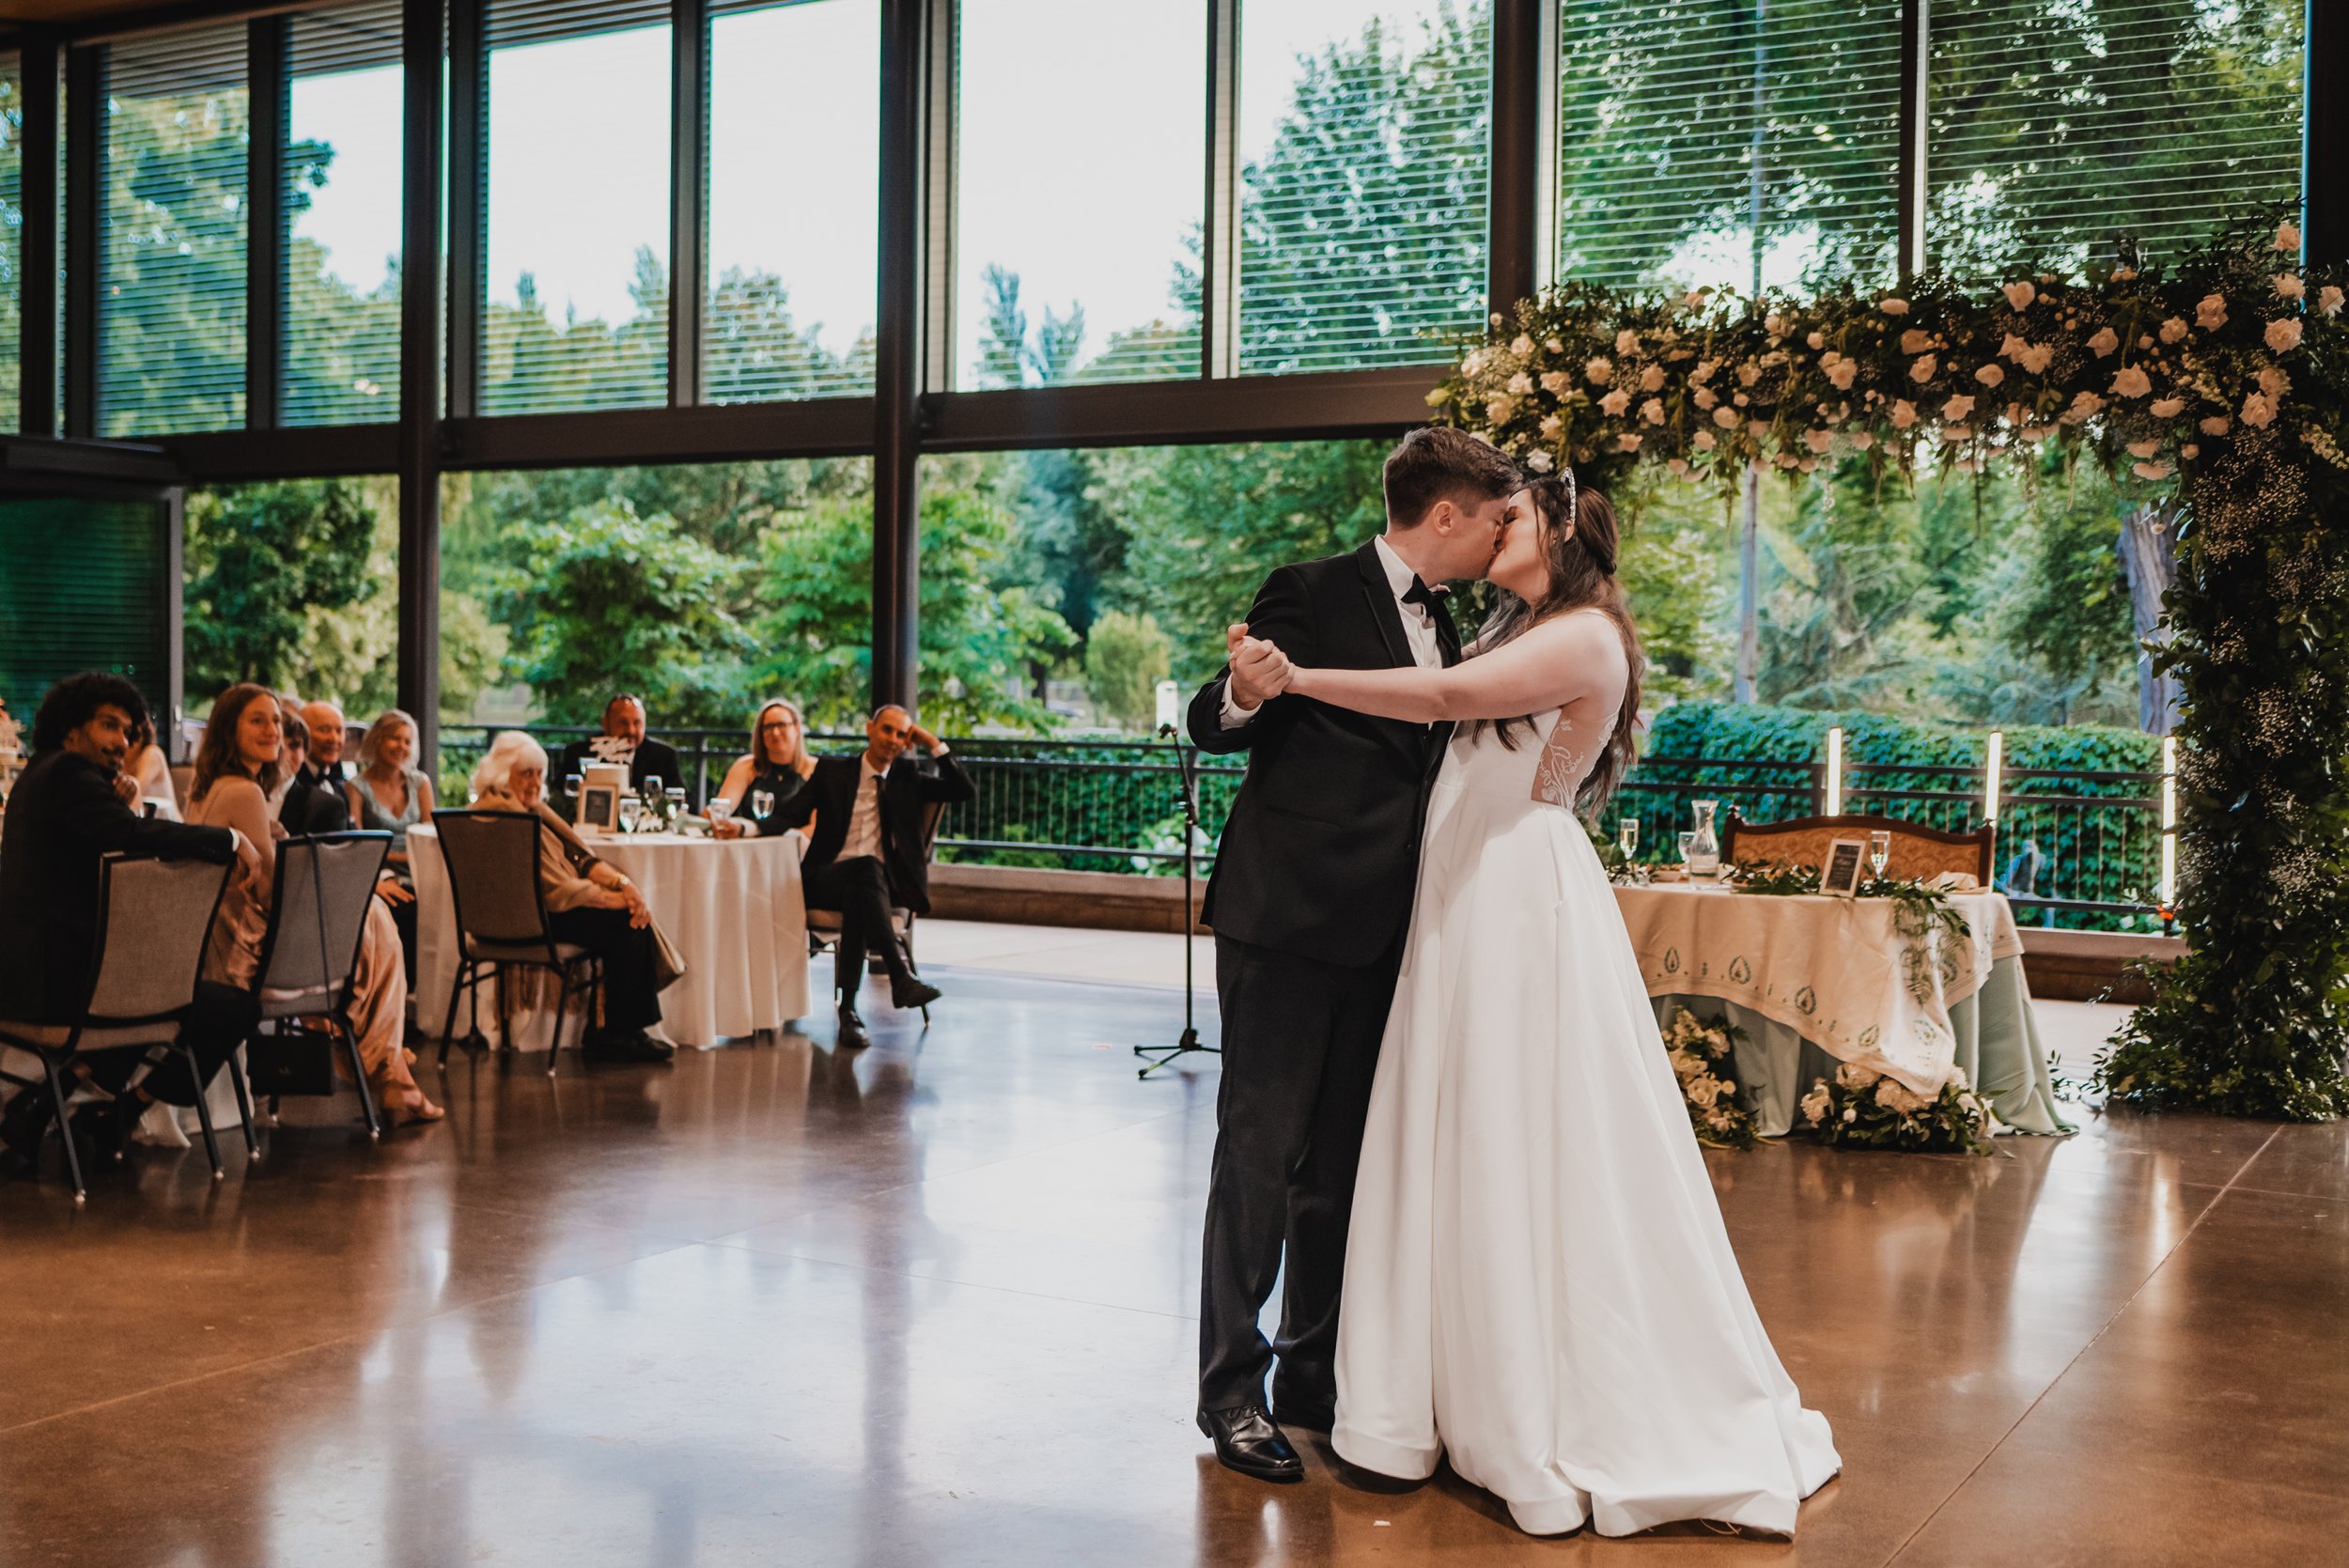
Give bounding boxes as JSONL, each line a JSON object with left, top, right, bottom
{"left": 1975, "top": 364, "right": 2005, "bottom": 387}
{"left": 1805, "top": 330, "right": 1826, "bottom": 349}
{"left": 2323, "top": 286, "right": 2345, "bottom": 318}
{"left": 2276, "top": 221, "right": 2301, "bottom": 252}
{"left": 1876, "top": 1079, "right": 1929, "bottom": 1114}
{"left": 1616, "top": 329, "right": 1641, "bottom": 356}
{"left": 1805, "top": 427, "right": 1834, "bottom": 454}
{"left": 1585, "top": 356, "right": 1613, "bottom": 384}
{"left": 1689, "top": 357, "right": 1719, "bottom": 384}
{"left": 1639, "top": 364, "right": 1666, "bottom": 393}
{"left": 1849, "top": 430, "right": 1876, "bottom": 450}
{"left": 2196, "top": 294, "right": 2228, "bottom": 331}
{"left": 2277, "top": 274, "right": 2306, "bottom": 303}
{"left": 2259, "top": 365, "right": 2290, "bottom": 398}
{"left": 2111, "top": 365, "right": 2153, "bottom": 398}
{"left": 1880, "top": 296, "right": 1910, "bottom": 315}
{"left": 1615, "top": 432, "right": 1642, "bottom": 452}
{"left": 2132, "top": 460, "right": 2175, "bottom": 480}
{"left": 2087, "top": 327, "right": 2120, "bottom": 357}
{"left": 2064, "top": 390, "right": 2105, "bottom": 423}
{"left": 1693, "top": 386, "right": 1719, "bottom": 411}
{"left": 2265, "top": 318, "right": 2305, "bottom": 352}
{"left": 2125, "top": 439, "right": 2162, "bottom": 458}
{"left": 2199, "top": 415, "right": 2230, "bottom": 436}
{"left": 1693, "top": 428, "right": 1719, "bottom": 450}
{"left": 1713, "top": 405, "right": 1740, "bottom": 429}
{"left": 1524, "top": 449, "right": 1553, "bottom": 473}
{"left": 1737, "top": 363, "right": 1762, "bottom": 387}
{"left": 1507, "top": 371, "right": 1533, "bottom": 396}
{"left": 1510, "top": 334, "right": 1534, "bottom": 358}
{"left": 1461, "top": 349, "right": 1486, "bottom": 376}
{"left": 1545, "top": 337, "right": 1563, "bottom": 353}
{"left": 1835, "top": 1061, "right": 1879, "bottom": 1090}
{"left": 2019, "top": 344, "right": 2055, "bottom": 374}
{"left": 1890, "top": 398, "right": 1918, "bottom": 429}
{"left": 1826, "top": 360, "right": 1858, "bottom": 390}
{"left": 1687, "top": 1074, "right": 1723, "bottom": 1108}
{"left": 1599, "top": 388, "right": 1632, "bottom": 416}
{"left": 1841, "top": 1108, "right": 1859, "bottom": 1125}
{"left": 2150, "top": 396, "right": 2185, "bottom": 418}
{"left": 1486, "top": 395, "right": 1517, "bottom": 423}
{"left": 2158, "top": 317, "right": 2188, "bottom": 344}
{"left": 1540, "top": 369, "right": 1573, "bottom": 396}
{"left": 2242, "top": 392, "right": 2278, "bottom": 428}
{"left": 1909, "top": 353, "right": 1938, "bottom": 383}
{"left": 2002, "top": 280, "right": 2036, "bottom": 310}
{"left": 1799, "top": 1084, "right": 1832, "bottom": 1125}
{"left": 1641, "top": 396, "right": 1666, "bottom": 426}
{"left": 1941, "top": 393, "right": 1976, "bottom": 422}
{"left": 2179, "top": 443, "right": 2198, "bottom": 459}
{"left": 1900, "top": 328, "right": 1935, "bottom": 355}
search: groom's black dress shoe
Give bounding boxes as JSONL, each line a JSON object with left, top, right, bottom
{"left": 1198, "top": 1405, "right": 1303, "bottom": 1483}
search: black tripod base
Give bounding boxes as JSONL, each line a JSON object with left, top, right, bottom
{"left": 1134, "top": 1027, "right": 1218, "bottom": 1079}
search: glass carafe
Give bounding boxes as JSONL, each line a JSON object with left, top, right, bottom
{"left": 1686, "top": 800, "right": 1721, "bottom": 876}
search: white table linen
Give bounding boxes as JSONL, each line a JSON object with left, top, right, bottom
{"left": 410, "top": 824, "right": 808, "bottom": 1050}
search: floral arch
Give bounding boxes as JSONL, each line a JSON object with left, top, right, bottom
{"left": 1433, "top": 218, "right": 2349, "bottom": 1121}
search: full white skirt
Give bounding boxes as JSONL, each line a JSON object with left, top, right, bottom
{"left": 1330, "top": 770, "right": 1841, "bottom": 1537}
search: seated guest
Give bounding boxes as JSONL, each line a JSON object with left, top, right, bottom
{"left": 711, "top": 699, "right": 818, "bottom": 839}
{"left": 466, "top": 731, "right": 675, "bottom": 1065}
{"left": 122, "top": 711, "right": 181, "bottom": 820}
{"left": 556, "top": 693, "right": 686, "bottom": 799}
{"left": 347, "top": 709, "right": 434, "bottom": 880}
{"left": 0, "top": 673, "right": 263, "bottom": 1165}
{"left": 303, "top": 699, "right": 353, "bottom": 784}
{"left": 791, "top": 705, "right": 972, "bottom": 1047}
{"left": 187, "top": 685, "right": 439, "bottom": 1126}
{"left": 276, "top": 692, "right": 353, "bottom": 835}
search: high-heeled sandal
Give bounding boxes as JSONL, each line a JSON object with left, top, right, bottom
{"left": 379, "top": 1086, "right": 444, "bottom": 1126}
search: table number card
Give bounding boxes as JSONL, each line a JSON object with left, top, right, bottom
{"left": 1820, "top": 838, "right": 1867, "bottom": 897}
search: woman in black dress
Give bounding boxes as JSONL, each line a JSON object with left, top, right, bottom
{"left": 711, "top": 699, "right": 818, "bottom": 838}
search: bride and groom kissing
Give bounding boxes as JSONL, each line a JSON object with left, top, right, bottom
{"left": 1187, "top": 427, "right": 1839, "bottom": 1539}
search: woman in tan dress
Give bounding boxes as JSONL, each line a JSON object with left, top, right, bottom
{"left": 186, "top": 684, "right": 441, "bottom": 1126}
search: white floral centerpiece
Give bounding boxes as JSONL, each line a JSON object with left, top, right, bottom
{"left": 1661, "top": 1006, "right": 1761, "bottom": 1150}
{"left": 1799, "top": 1061, "right": 1997, "bottom": 1154}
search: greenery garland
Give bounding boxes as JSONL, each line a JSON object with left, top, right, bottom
{"left": 1438, "top": 215, "right": 2349, "bottom": 1123}
{"left": 1799, "top": 1063, "right": 1998, "bottom": 1155}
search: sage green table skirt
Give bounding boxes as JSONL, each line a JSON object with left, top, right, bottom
{"left": 1652, "top": 955, "right": 2075, "bottom": 1139}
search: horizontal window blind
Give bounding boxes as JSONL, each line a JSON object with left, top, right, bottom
{"left": 1556, "top": 0, "right": 1903, "bottom": 293}
{"left": 286, "top": 0, "right": 405, "bottom": 427}
{"left": 1926, "top": 0, "right": 2304, "bottom": 273}
{"left": 0, "top": 54, "right": 21, "bottom": 434}
{"left": 704, "top": 0, "right": 879, "bottom": 405}
{"left": 1238, "top": 1, "right": 1490, "bottom": 375}
{"left": 101, "top": 25, "right": 249, "bottom": 437}
{"left": 0, "top": 496, "right": 174, "bottom": 725}
{"left": 481, "top": 0, "right": 670, "bottom": 414}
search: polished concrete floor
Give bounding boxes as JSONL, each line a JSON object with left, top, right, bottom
{"left": 1, "top": 963, "right": 2343, "bottom": 1568}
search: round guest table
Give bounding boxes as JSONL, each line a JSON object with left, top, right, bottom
{"left": 1612, "top": 879, "right": 2072, "bottom": 1138}
{"left": 409, "top": 824, "right": 810, "bottom": 1051}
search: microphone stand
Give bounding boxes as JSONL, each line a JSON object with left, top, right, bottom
{"left": 1135, "top": 723, "right": 1217, "bottom": 1079}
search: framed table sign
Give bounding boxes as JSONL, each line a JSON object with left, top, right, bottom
{"left": 1821, "top": 837, "right": 1867, "bottom": 896}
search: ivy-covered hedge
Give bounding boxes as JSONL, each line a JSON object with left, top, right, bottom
{"left": 1644, "top": 701, "right": 2156, "bottom": 774}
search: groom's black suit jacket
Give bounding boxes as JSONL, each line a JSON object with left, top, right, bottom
{"left": 1188, "top": 540, "right": 1457, "bottom": 970}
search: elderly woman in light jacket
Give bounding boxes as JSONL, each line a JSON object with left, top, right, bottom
{"left": 464, "top": 731, "right": 674, "bottom": 1065}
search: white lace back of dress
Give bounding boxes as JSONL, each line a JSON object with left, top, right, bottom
{"left": 1530, "top": 706, "right": 1615, "bottom": 810}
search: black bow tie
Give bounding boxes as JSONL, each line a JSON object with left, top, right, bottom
{"left": 1402, "top": 576, "right": 1449, "bottom": 611}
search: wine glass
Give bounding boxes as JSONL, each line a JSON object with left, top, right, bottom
{"left": 1617, "top": 817, "right": 1640, "bottom": 859}
{"left": 708, "top": 797, "right": 737, "bottom": 831}
{"left": 1676, "top": 831, "right": 1696, "bottom": 865}
{"left": 751, "top": 788, "right": 774, "bottom": 823}
{"left": 617, "top": 796, "right": 643, "bottom": 834}
{"left": 645, "top": 774, "right": 664, "bottom": 799}
{"left": 1868, "top": 829, "right": 1891, "bottom": 879}
{"left": 664, "top": 787, "right": 687, "bottom": 829}
{"left": 562, "top": 772, "right": 582, "bottom": 806}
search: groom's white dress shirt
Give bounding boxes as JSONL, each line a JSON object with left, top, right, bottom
{"left": 1222, "top": 535, "right": 1440, "bottom": 728}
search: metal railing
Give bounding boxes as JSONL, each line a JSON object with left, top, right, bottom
{"left": 437, "top": 727, "right": 2165, "bottom": 930}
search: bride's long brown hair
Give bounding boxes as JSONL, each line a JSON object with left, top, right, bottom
{"left": 1467, "top": 474, "right": 1644, "bottom": 816}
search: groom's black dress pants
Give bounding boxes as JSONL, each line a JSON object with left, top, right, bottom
{"left": 1201, "top": 931, "right": 1404, "bottom": 1416}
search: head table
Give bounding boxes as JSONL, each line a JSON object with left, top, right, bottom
{"left": 1611, "top": 880, "right": 2072, "bottom": 1138}
{"left": 408, "top": 824, "right": 810, "bottom": 1050}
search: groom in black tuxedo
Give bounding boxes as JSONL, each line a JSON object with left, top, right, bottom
{"left": 1187, "top": 426, "right": 1523, "bottom": 1481}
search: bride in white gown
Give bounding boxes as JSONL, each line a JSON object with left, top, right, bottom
{"left": 1245, "top": 473, "right": 1840, "bottom": 1538}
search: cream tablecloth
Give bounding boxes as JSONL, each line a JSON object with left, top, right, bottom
{"left": 1612, "top": 881, "right": 2070, "bottom": 1137}
{"left": 410, "top": 824, "right": 809, "bottom": 1050}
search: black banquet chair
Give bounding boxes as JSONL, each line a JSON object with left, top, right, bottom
{"left": 0, "top": 853, "right": 231, "bottom": 1202}
{"left": 248, "top": 831, "right": 395, "bottom": 1139}
{"left": 432, "top": 809, "right": 602, "bottom": 1077}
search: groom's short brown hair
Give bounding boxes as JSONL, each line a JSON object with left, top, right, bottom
{"left": 1383, "top": 427, "right": 1523, "bottom": 530}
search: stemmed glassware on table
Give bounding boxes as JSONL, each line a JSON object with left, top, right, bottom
{"left": 1677, "top": 831, "right": 1697, "bottom": 874}
{"left": 664, "top": 787, "right": 687, "bottom": 829}
{"left": 708, "top": 797, "right": 736, "bottom": 837}
{"left": 617, "top": 795, "right": 643, "bottom": 834}
{"left": 1868, "top": 830, "right": 1891, "bottom": 880}
{"left": 1617, "top": 817, "right": 1641, "bottom": 882}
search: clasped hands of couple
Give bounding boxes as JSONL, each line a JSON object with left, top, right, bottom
{"left": 1225, "top": 624, "right": 1299, "bottom": 710}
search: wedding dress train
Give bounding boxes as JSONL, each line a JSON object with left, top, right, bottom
{"left": 1331, "top": 703, "right": 1841, "bottom": 1537}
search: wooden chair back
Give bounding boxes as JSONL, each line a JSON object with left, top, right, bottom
{"left": 1721, "top": 811, "right": 1996, "bottom": 885}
